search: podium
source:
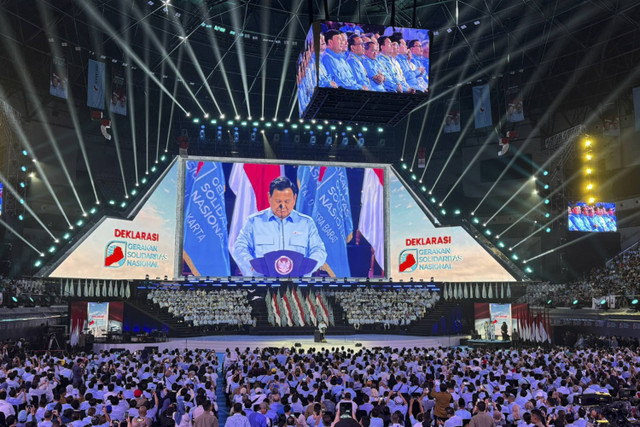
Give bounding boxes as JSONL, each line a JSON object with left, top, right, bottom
{"left": 250, "top": 250, "right": 317, "bottom": 277}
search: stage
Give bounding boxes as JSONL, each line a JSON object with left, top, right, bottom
{"left": 93, "top": 334, "right": 466, "bottom": 352}
{"left": 460, "top": 338, "right": 512, "bottom": 349}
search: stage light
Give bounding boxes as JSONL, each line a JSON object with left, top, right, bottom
{"left": 204, "top": 113, "right": 209, "bottom": 119}
{"left": 109, "top": 200, "right": 115, "bottom": 205}
{"left": 547, "top": 299, "right": 552, "bottom": 305}
{"left": 588, "top": 197, "right": 595, "bottom": 204}
{"left": 48, "top": 245, "right": 56, "bottom": 253}
{"left": 544, "top": 184, "right": 549, "bottom": 190}
{"left": 76, "top": 219, "right": 84, "bottom": 227}
{"left": 511, "top": 254, "right": 519, "bottom": 260}
{"left": 454, "top": 210, "right": 461, "bottom": 215}
{"left": 545, "top": 213, "right": 550, "bottom": 218}
{"left": 34, "top": 260, "right": 42, "bottom": 268}
{"left": 430, "top": 197, "right": 436, "bottom": 203}
{"left": 545, "top": 227, "right": 551, "bottom": 233}
{"left": 543, "top": 170, "right": 548, "bottom": 176}
{"left": 401, "top": 163, "right": 407, "bottom": 169}
{"left": 235, "top": 115, "right": 241, "bottom": 120}
{"left": 186, "top": 112, "right": 191, "bottom": 117}
{"left": 586, "top": 154, "right": 592, "bottom": 160}
{"left": 141, "top": 177, "right": 148, "bottom": 184}
{"left": 120, "top": 201, "right": 127, "bottom": 208}
{"left": 421, "top": 186, "right": 427, "bottom": 192}
{"left": 220, "top": 114, "right": 226, "bottom": 119}
{"left": 377, "top": 127, "right": 384, "bottom": 133}
{"left": 22, "top": 150, "right": 28, "bottom": 156}
{"left": 411, "top": 174, "right": 417, "bottom": 180}
{"left": 498, "top": 241, "right": 505, "bottom": 248}
{"left": 18, "top": 214, "right": 23, "bottom": 221}
{"left": 310, "top": 135, "right": 316, "bottom": 145}
{"left": 362, "top": 127, "right": 368, "bottom": 132}
{"left": 525, "top": 267, "right": 533, "bottom": 273}
{"left": 63, "top": 233, "right": 70, "bottom": 240}
{"left": 20, "top": 166, "right": 26, "bottom": 172}
{"left": 346, "top": 126, "right": 353, "bottom": 132}
{"left": 317, "top": 125, "right": 323, "bottom": 130}
{"left": 19, "top": 182, "right": 25, "bottom": 188}
{"left": 241, "top": 121, "right": 247, "bottom": 126}
{"left": 585, "top": 140, "right": 592, "bottom": 147}
{"left": 265, "top": 122, "right": 272, "bottom": 128}
{"left": 192, "top": 118, "right": 199, "bottom": 124}
{"left": 341, "top": 137, "right": 348, "bottom": 145}
{"left": 485, "top": 229, "right": 491, "bottom": 235}
{"left": 291, "top": 124, "right": 298, "bottom": 129}
{"left": 358, "top": 137, "right": 365, "bottom": 146}
{"left": 586, "top": 183, "right": 593, "bottom": 190}
{"left": 586, "top": 168, "right": 592, "bottom": 174}
{"left": 473, "top": 217, "right": 479, "bottom": 224}
{"left": 441, "top": 209, "right": 446, "bottom": 215}
{"left": 544, "top": 199, "right": 550, "bottom": 204}
{"left": 151, "top": 166, "right": 157, "bottom": 172}
{"left": 131, "top": 189, "right": 138, "bottom": 196}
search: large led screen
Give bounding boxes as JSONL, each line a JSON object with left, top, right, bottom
{"left": 568, "top": 202, "right": 616, "bottom": 232}
{"left": 182, "top": 161, "right": 385, "bottom": 278}
{"left": 297, "top": 28, "right": 316, "bottom": 117}
{"left": 48, "top": 161, "right": 178, "bottom": 279}
{"left": 317, "top": 21, "right": 429, "bottom": 94}
{"left": 389, "top": 171, "right": 516, "bottom": 281}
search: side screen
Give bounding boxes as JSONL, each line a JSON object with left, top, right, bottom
{"left": 568, "top": 201, "right": 616, "bottom": 232}
{"left": 181, "top": 161, "right": 385, "bottom": 278}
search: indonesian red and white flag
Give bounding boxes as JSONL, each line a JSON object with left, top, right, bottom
{"left": 316, "top": 292, "right": 329, "bottom": 324}
{"left": 228, "top": 163, "right": 285, "bottom": 267}
{"left": 271, "top": 290, "right": 281, "bottom": 326}
{"left": 291, "top": 288, "right": 306, "bottom": 326}
{"left": 359, "top": 168, "right": 384, "bottom": 271}
{"left": 281, "top": 290, "right": 294, "bottom": 327}
{"left": 306, "top": 291, "right": 318, "bottom": 326}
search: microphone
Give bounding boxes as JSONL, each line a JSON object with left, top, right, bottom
{"left": 279, "top": 203, "right": 285, "bottom": 249}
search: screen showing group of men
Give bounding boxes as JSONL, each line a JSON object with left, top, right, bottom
{"left": 568, "top": 202, "right": 617, "bottom": 232}
{"left": 297, "top": 21, "right": 430, "bottom": 115}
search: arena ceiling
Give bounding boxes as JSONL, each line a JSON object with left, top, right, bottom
{"left": 1, "top": 0, "right": 639, "bottom": 120}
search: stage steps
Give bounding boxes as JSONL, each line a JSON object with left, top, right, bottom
{"left": 405, "top": 301, "right": 462, "bottom": 336}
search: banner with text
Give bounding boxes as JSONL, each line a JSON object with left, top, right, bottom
{"left": 49, "top": 161, "right": 178, "bottom": 279}
{"left": 87, "top": 59, "right": 106, "bottom": 110}
{"left": 389, "top": 170, "right": 515, "bottom": 281}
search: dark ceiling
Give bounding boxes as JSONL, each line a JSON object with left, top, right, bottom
{"left": 1, "top": 0, "right": 639, "bottom": 120}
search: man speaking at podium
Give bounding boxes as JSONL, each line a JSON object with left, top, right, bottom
{"left": 233, "top": 176, "right": 327, "bottom": 277}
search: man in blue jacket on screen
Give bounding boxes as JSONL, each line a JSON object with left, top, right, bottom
{"left": 233, "top": 176, "right": 327, "bottom": 277}
{"left": 321, "top": 30, "right": 367, "bottom": 90}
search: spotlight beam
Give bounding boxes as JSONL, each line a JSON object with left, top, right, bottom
{"left": 400, "top": 113, "right": 411, "bottom": 162}
{"left": 511, "top": 212, "right": 564, "bottom": 251}
{"left": 106, "top": 112, "right": 129, "bottom": 198}
{"left": 164, "top": 70, "right": 181, "bottom": 153}
{"left": 409, "top": 104, "right": 430, "bottom": 172}
{"left": 274, "top": 2, "right": 304, "bottom": 119}
{"left": 287, "top": 88, "right": 299, "bottom": 121}
{"left": 0, "top": 217, "right": 43, "bottom": 256}
{"left": 125, "top": 53, "right": 140, "bottom": 186}
{"left": 229, "top": 2, "right": 252, "bottom": 117}
{"left": 440, "top": 135, "right": 493, "bottom": 203}
{"left": 166, "top": 14, "right": 224, "bottom": 117}
{"left": 0, "top": 172, "right": 57, "bottom": 241}
{"left": 155, "top": 59, "right": 166, "bottom": 164}
{"left": 524, "top": 232, "right": 595, "bottom": 264}
{"left": 429, "top": 97, "right": 484, "bottom": 193}
{"left": 196, "top": 3, "right": 239, "bottom": 118}
{"left": 0, "top": 86, "right": 71, "bottom": 227}
{"left": 472, "top": 19, "right": 620, "bottom": 214}
{"left": 36, "top": 2, "right": 99, "bottom": 205}
{"left": 76, "top": 1, "right": 189, "bottom": 114}
{"left": 0, "top": 8, "right": 86, "bottom": 215}
{"left": 127, "top": 6, "right": 211, "bottom": 117}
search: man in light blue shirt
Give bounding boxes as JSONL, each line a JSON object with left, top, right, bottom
{"left": 376, "top": 36, "right": 409, "bottom": 92}
{"left": 346, "top": 35, "right": 370, "bottom": 90}
{"left": 362, "top": 41, "right": 386, "bottom": 92}
{"left": 233, "top": 176, "right": 327, "bottom": 276}
{"left": 321, "top": 30, "right": 366, "bottom": 90}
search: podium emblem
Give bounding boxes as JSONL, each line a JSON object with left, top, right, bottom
{"left": 274, "top": 255, "right": 294, "bottom": 275}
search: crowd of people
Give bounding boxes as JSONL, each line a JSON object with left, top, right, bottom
{"left": 147, "top": 288, "right": 256, "bottom": 330}
{"left": 223, "top": 344, "right": 640, "bottom": 427}
{"left": 298, "top": 23, "right": 429, "bottom": 112}
{"left": 331, "top": 289, "right": 439, "bottom": 329}
{"left": 520, "top": 247, "right": 640, "bottom": 307}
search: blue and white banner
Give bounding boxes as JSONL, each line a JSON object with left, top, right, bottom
{"left": 472, "top": 84, "right": 492, "bottom": 129}
{"left": 296, "top": 166, "right": 320, "bottom": 216}
{"left": 87, "top": 59, "right": 106, "bottom": 110}
{"left": 183, "top": 161, "right": 230, "bottom": 276}
{"left": 633, "top": 87, "right": 640, "bottom": 131}
{"left": 50, "top": 57, "right": 69, "bottom": 99}
{"left": 312, "top": 167, "right": 353, "bottom": 277}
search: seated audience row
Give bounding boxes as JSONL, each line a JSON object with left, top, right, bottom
{"left": 148, "top": 288, "right": 256, "bottom": 328}
{"left": 331, "top": 288, "right": 439, "bottom": 328}
{"left": 522, "top": 247, "right": 640, "bottom": 307}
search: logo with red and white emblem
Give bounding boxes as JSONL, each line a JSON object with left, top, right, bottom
{"left": 274, "top": 256, "right": 294, "bottom": 275}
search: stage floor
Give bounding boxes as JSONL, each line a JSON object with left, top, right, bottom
{"left": 93, "top": 334, "right": 466, "bottom": 352}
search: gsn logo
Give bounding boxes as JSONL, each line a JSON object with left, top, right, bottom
{"left": 105, "top": 241, "right": 126, "bottom": 268}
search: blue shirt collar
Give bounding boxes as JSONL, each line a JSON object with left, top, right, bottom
{"left": 267, "top": 209, "right": 298, "bottom": 223}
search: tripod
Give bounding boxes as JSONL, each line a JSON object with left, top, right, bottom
{"left": 48, "top": 334, "right": 62, "bottom": 351}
